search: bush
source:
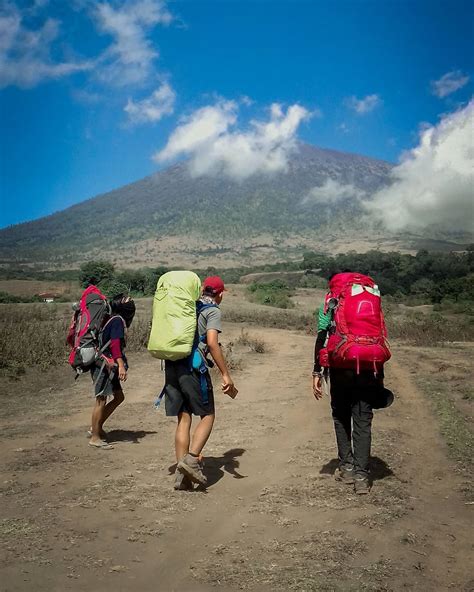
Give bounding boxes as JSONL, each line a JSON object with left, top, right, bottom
{"left": 384, "top": 309, "right": 474, "bottom": 345}
{"left": 0, "top": 291, "right": 42, "bottom": 304}
{"left": 247, "top": 280, "right": 294, "bottom": 309}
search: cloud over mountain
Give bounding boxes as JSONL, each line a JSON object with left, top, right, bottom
{"left": 368, "top": 101, "right": 474, "bottom": 232}
{"left": 305, "top": 179, "right": 367, "bottom": 204}
{"left": 154, "top": 101, "right": 311, "bottom": 180}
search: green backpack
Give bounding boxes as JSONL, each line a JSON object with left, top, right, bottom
{"left": 147, "top": 270, "right": 202, "bottom": 361}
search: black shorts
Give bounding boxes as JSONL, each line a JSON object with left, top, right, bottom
{"left": 164, "top": 359, "right": 215, "bottom": 417}
{"left": 90, "top": 365, "right": 122, "bottom": 398}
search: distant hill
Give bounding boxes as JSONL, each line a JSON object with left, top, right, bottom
{"left": 0, "top": 144, "right": 467, "bottom": 269}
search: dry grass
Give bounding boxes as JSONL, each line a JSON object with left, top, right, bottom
{"left": 189, "top": 530, "right": 395, "bottom": 592}
{"left": 234, "top": 329, "right": 268, "bottom": 353}
{"left": 0, "top": 304, "right": 70, "bottom": 377}
{"left": 396, "top": 345, "right": 473, "bottom": 501}
{"left": 1, "top": 288, "right": 473, "bottom": 380}
{"left": 0, "top": 279, "right": 78, "bottom": 298}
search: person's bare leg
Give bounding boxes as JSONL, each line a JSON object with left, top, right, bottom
{"left": 189, "top": 414, "right": 215, "bottom": 456}
{"left": 175, "top": 411, "right": 192, "bottom": 461}
{"left": 90, "top": 397, "right": 107, "bottom": 443}
{"left": 100, "top": 390, "right": 125, "bottom": 429}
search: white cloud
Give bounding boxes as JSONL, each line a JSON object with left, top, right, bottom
{"left": 0, "top": 2, "right": 91, "bottom": 88}
{"left": 154, "top": 101, "right": 311, "bottom": 180}
{"left": 431, "top": 70, "right": 470, "bottom": 98}
{"left": 125, "top": 81, "right": 175, "bottom": 123}
{"left": 305, "top": 179, "right": 366, "bottom": 204}
{"left": 346, "top": 94, "right": 381, "bottom": 115}
{"left": 368, "top": 101, "right": 474, "bottom": 232}
{"left": 94, "top": 0, "right": 172, "bottom": 86}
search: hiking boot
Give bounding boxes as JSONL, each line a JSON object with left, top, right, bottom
{"left": 177, "top": 454, "right": 207, "bottom": 486}
{"left": 174, "top": 471, "right": 194, "bottom": 491}
{"left": 354, "top": 475, "right": 371, "bottom": 495}
{"left": 335, "top": 465, "right": 355, "bottom": 484}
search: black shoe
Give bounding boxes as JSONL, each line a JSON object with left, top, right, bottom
{"left": 354, "top": 475, "right": 370, "bottom": 494}
{"left": 335, "top": 465, "right": 355, "bottom": 484}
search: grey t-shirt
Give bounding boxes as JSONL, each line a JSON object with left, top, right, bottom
{"left": 197, "top": 300, "right": 222, "bottom": 355}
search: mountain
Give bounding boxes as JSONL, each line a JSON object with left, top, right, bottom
{"left": 0, "top": 144, "right": 460, "bottom": 269}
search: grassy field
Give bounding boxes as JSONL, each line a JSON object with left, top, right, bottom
{"left": 1, "top": 284, "right": 474, "bottom": 379}
{"left": 0, "top": 279, "right": 80, "bottom": 299}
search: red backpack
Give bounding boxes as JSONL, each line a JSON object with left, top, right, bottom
{"left": 66, "top": 285, "right": 113, "bottom": 375}
{"left": 320, "top": 272, "right": 391, "bottom": 374}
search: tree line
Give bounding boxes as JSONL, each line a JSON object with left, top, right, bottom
{"left": 300, "top": 248, "right": 474, "bottom": 303}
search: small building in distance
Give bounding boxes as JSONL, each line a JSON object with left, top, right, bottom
{"left": 37, "top": 291, "right": 59, "bottom": 303}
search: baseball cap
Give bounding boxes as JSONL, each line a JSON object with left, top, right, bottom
{"left": 202, "top": 276, "right": 226, "bottom": 295}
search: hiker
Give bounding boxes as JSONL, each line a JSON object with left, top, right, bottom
{"left": 312, "top": 272, "right": 392, "bottom": 494}
{"left": 89, "top": 294, "right": 136, "bottom": 449}
{"left": 161, "top": 275, "right": 238, "bottom": 490}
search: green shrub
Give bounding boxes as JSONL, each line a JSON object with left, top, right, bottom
{"left": 247, "top": 280, "right": 294, "bottom": 309}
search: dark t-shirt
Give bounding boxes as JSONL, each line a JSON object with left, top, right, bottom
{"left": 102, "top": 316, "right": 127, "bottom": 365}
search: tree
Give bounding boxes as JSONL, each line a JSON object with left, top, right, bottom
{"left": 79, "top": 261, "right": 115, "bottom": 288}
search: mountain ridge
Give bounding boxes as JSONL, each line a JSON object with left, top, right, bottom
{"left": 0, "top": 143, "right": 466, "bottom": 269}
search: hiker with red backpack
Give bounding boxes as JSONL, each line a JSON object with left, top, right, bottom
{"left": 312, "top": 271, "right": 393, "bottom": 494}
{"left": 148, "top": 272, "right": 238, "bottom": 490}
{"left": 67, "top": 288, "right": 135, "bottom": 449}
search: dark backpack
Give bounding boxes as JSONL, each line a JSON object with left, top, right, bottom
{"left": 66, "top": 285, "right": 112, "bottom": 375}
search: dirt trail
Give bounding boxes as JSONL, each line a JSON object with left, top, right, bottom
{"left": 1, "top": 325, "right": 472, "bottom": 592}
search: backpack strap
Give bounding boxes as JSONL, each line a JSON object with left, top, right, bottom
{"left": 190, "top": 301, "right": 218, "bottom": 404}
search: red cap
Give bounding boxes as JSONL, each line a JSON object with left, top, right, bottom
{"left": 203, "top": 276, "right": 226, "bottom": 295}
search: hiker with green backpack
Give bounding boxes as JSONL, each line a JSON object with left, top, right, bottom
{"left": 148, "top": 272, "right": 238, "bottom": 490}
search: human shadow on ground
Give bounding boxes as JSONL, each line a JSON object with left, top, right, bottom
{"left": 106, "top": 429, "right": 157, "bottom": 444}
{"left": 168, "top": 448, "right": 247, "bottom": 489}
{"left": 320, "top": 456, "right": 394, "bottom": 482}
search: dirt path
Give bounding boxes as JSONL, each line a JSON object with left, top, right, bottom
{"left": 1, "top": 325, "right": 472, "bottom": 592}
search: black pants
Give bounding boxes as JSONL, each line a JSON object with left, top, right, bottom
{"left": 329, "top": 368, "right": 381, "bottom": 477}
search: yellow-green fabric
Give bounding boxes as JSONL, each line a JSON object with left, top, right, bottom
{"left": 147, "top": 271, "right": 202, "bottom": 361}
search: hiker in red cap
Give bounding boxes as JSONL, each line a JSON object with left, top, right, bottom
{"left": 166, "top": 275, "right": 238, "bottom": 490}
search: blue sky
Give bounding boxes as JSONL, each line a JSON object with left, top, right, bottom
{"left": 0, "top": 0, "right": 472, "bottom": 228}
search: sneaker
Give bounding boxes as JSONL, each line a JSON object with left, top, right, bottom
{"left": 335, "top": 465, "right": 355, "bottom": 484}
{"left": 354, "top": 475, "right": 370, "bottom": 495}
{"left": 177, "top": 453, "right": 207, "bottom": 486}
{"left": 174, "top": 471, "right": 194, "bottom": 491}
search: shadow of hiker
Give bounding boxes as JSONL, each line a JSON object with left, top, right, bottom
{"left": 320, "top": 456, "right": 394, "bottom": 482}
{"left": 168, "top": 448, "right": 247, "bottom": 489}
{"left": 106, "top": 429, "right": 157, "bottom": 444}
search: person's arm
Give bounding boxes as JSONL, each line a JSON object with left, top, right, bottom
{"left": 312, "top": 330, "right": 326, "bottom": 400}
{"left": 207, "top": 329, "right": 237, "bottom": 398}
{"left": 313, "top": 329, "right": 328, "bottom": 374}
{"left": 312, "top": 303, "right": 331, "bottom": 400}
{"left": 109, "top": 320, "right": 127, "bottom": 381}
